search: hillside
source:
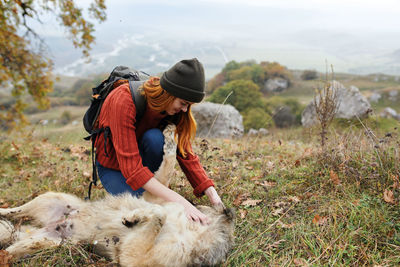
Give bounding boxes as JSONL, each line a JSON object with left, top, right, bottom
{"left": 0, "top": 118, "right": 399, "bottom": 266}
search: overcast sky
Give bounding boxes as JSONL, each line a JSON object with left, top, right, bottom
{"left": 33, "top": 0, "right": 400, "bottom": 76}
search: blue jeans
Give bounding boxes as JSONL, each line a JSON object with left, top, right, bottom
{"left": 97, "top": 128, "right": 164, "bottom": 197}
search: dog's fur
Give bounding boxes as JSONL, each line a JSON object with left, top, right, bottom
{"left": 0, "top": 125, "right": 235, "bottom": 267}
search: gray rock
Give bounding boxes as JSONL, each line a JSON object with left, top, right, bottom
{"left": 388, "top": 90, "right": 398, "bottom": 101}
{"left": 192, "top": 102, "right": 244, "bottom": 138}
{"left": 380, "top": 107, "right": 400, "bottom": 120}
{"left": 273, "top": 106, "right": 295, "bottom": 128}
{"left": 301, "top": 81, "right": 371, "bottom": 126}
{"left": 247, "top": 128, "right": 259, "bottom": 136}
{"left": 263, "top": 78, "right": 289, "bottom": 93}
{"left": 258, "top": 128, "right": 269, "bottom": 136}
{"left": 369, "top": 92, "right": 382, "bottom": 103}
{"left": 247, "top": 128, "right": 269, "bottom": 137}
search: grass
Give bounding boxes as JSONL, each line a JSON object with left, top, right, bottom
{"left": 1, "top": 118, "right": 399, "bottom": 266}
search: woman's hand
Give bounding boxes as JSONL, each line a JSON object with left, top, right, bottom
{"left": 204, "top": 186, "right": 225, "bottom": 208}
{"left": 143, "top": 177, "right": 210, "bottom": 224}
{"left": 181, "top": 200, "right": 210, "bottom": 225}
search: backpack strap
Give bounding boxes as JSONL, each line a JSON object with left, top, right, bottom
{"left": 129, "top": 80, "right": 146, "bottom": 125}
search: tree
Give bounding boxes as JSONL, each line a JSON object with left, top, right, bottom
{"left": 0, "top": 0, "right": 106, "bottom": 130}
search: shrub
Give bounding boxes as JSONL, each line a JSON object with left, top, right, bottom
{"left": 301, "top": 70, "right": 318, "bottom": 80}
{"left": 60, "top": 110, "right": 72, "bottom": 125}
{"left": 242, "top": 107, "right": 273, "bottom": 131}
{"left": 207, "top": 80, "right": 264, "bottom": 112}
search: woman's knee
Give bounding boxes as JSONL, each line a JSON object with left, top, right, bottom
{"left": 141, "top": 129, "right": 164, "bottom": 156}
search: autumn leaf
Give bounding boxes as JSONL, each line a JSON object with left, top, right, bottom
{"left": 0, "top": 250, "right": 12, "bottom": 266}
{"left": 392, "top": 175, "right": 400, "bottom": 190}
{"left": 293, "top": 258, "right": 309, "bottom": 266}
{"left": 294, "top": 159, "right": 301, "bottom": 167}
{"left": 312, "top": 214, "right": 329, "bottom": 226}
{"left": 383, "top": 189, "right": 396, "bottom": 204}
{"left": 272, "top": 208, "right": 284, "bottom": 216}
{"left": 241, "top": 199, "right": 262, "bottom": 207}
{"left": 330, "top": 170, "right": 341, "bottom": 185}
{"left": 266, "top": 239, "right": 285, "bottom": 250}
{"left": 83, "top": 171, "right": 91, "bottom": 178}
{"left": 233, "top": 193, "right": 250, "bottom": 206}
{"left": 255, "top": 181, "right": 277, "bottom": 188}
{"left": 278, "top": 220, "right": 296, "bottom": 229}
{"left": 288, "top": 196, "right": 301, "bottom": 203}
{"left": 0, "top": 203, "right": 9, "bottom": 209}
{"left": 238, "top": 209, "right": 248, "bottom": 219}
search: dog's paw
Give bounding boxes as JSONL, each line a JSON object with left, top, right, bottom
{"left": 122, "top": 217, "right": 140, "bottom": 228}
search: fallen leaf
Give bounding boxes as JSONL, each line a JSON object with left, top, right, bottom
{"left": 83, "top": 171, "right": 91, "bottom": 178}
{"left": 301, "top": 147, "right": 313, "bottom": 158}
{"left": 277, "top": 220, "right": 296, "bottom": 229}
{"left": 250, "top": 175, "right": 262, "bottom": 181}
{"left": 241, "top": 199, "right": 262, "bottom": 207}
{"left": 0, "top": 203, "right": 9, "bottom": 209}
{"left": 288, "top": 196, "right": 301, "bottom": 203}
{"left": 0, "top": 250, "right": 12, "bottom": 266}
{"left": 266, "top": 239, "right": 285, "bottom": 250}
{"left": 392, "top": 175, "right": 400, "bottom": 190}
{"left": 255, "top": 181, "right": 276, "bottom": 188}
{"left": 272, "top": 208, "right": 284, "bottom": 216}
{"left": 11, "top": 142, "right": 20, "bottom": 151}
{"left": 293, "top": 258, "right": 309, "bottom": 266}
{"left": 294, "top": 159, "right": 301, "bottom": 167}
{"left": 383, "top": 189, "right": 396, "bottom": 204}
{"left": 312, "top": 214, "right": 329, "bottom": 226}
{"left": 233, "top": 193, "right": 250, "bottom": 206}
{"left": 330, "top": 170, "right": 341, "bottom": 185}
{"left": 238, "top": 209, "right": 248, "bottom": 219}
{"left": 266, "top": 161, "right": 274, "bottom": 170}
{"left": 273, "top": 201, "right": 287, "bottom": 208}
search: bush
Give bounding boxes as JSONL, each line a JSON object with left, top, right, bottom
{"left": 60, "top": 110, "right": 72, "bottom": 125}
{"left": 301, "top": 70, "right": 318, "bottom": 80}
{"left": 207, "top": 80, "right": 264, "bottom": 112}
{"left": 242, "top": 108, "right": 273, "bottom": 131}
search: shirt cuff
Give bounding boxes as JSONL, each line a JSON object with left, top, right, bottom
{"left": 125, "top": 167, "right": 154, "bottom": 190}
{"left": 193, "top": 179, "right": 215, "bottom": 198}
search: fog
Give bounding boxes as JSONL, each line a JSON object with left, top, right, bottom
{"left": 32, "top": 0, "right": 400, "bottom": 77}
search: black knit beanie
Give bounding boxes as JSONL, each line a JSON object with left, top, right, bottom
{"left": 160, "top": 58, "right": 205, "bottom": 103}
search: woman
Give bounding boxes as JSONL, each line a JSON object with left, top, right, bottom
{"left": 95, "top": 58, "right": 223, "bottom": 224}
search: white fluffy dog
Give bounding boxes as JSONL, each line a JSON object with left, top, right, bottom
{"left": 0, "top": 124, "right": 235, "bottom": 267}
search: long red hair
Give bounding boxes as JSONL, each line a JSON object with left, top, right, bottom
{"left": 142, "top": 77, "right": 197, "bottom": 158}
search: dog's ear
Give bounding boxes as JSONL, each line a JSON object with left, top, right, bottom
{"left": 223, "top": 208, "right": 235, "bottom": 221}
{"left": 212, "top": 202, "right": 225, "bottom": 213}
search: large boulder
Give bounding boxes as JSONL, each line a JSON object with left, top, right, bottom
{"left": 380, "top": 107, "right": 400, "bottom": 120}
{"left": 301, "top": 81, "right": 371, "bottom": 126}
{"left": 191, "top": 102, "right": 244, "bottom": 138}
{"left": 263, "top": 78, "right": 289, "bottom": 93}
{"left": 273, "top": 106, "right": 296, "bottom": 128}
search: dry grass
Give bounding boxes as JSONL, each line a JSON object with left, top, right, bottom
{"left": 0, "top": 120, "right": 400, "bottom": 266}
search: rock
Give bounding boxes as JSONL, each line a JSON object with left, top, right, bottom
{"left": 369, "top": 92, "right": 382, "bottom": 103}
{"left": 388, "top": 90, "right": 398, "bottom": 101}
{"left": 380, "top": 107, "right": 400, "bottom": 120}
{"left": 247, "top": 128, "right": 258, "bottom": 136}
{"left": 258, "top": 128, "right": 269, "bottom": 136}
{"left": 247, "top": 128, "right": 269, "bottom": 137}
{"left": 301, "top": 81, "right": 371, "bottom": 126}
{"left": 263, "top": 78, "right": 289, "bottom": 93}
{"left": 191, "top": 102, "right": 244, "bottom": 138}
{"left": 273, "top": 106, "right": 295, "bottom": 128}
